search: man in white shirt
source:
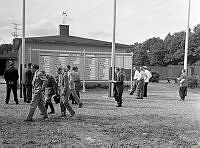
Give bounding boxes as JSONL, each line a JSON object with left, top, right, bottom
{"left": 130, "top": 66, "right": 140, "bottom": 95}
{"left": 143, "top": 66, "right": 152, "bottom": 98}
{"left": 136, "top": 67, "right": 147, "bottom": 99}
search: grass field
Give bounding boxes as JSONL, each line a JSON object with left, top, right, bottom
{"left": 0, "top": 82, "right": 200, "bottom": 147}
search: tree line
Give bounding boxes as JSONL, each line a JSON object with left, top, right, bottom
{"left": 130, "top": 24, "right": 200, "bottom": 66}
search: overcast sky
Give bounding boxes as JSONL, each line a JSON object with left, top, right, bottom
{"left": 0, "top": 0, "right": 199, "bottom": 45}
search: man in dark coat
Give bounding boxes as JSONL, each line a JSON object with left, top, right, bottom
{"left": 24, "top": 63, "right": 33, "bottom": 103}
{"left": 4, "top": 61, "right": 19, "bottom": 104}
{"left": 45, "top": 74, "right": 57, "bottom": 114}
{"left": 113, "top": 68, "right": 125, "bottom": 107}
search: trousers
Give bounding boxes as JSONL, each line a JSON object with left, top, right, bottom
{"left": 26, "top": 91, "right": 47, "bottom": 120}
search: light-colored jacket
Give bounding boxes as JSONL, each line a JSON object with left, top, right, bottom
{"left": 134, "top": 70, "right": 140, "bottom": 80}
{"left": 60, "top": 72, "right": 70, "bottom": 96}
{"left": 144, "top": 70, "right": 152, "bottom": 82}
{"left": 32, "top": 70, "right": 47, "bottom": 93}
{"left": 69, "top": 71, "right": 76, "bottom": 90}
{"left": 137, "top": 71, "right": 147, "bottom": 81}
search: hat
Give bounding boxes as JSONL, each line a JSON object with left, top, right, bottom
{"left": 142, "top": 66, "right": 147, "bottom": 69}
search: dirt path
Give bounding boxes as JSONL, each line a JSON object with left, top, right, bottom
{"left": 0, "top": 83, "right": 200, "bottom": 147}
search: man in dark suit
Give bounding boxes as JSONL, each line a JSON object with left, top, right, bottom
{"left": 4, "top": 61, "right": 19, "bottom": 104}
{"left": 24, "top": 63, "right": 33, "bottom": 103}
{"left": 113, "top": 68, "right": 125, "bottom": 107}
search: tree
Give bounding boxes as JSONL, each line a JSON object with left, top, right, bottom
{"left": 0, "top": 44, "right": 12, "bottom": 54}
{"left": 132, "top": 43, "right": 149, "bottom": 66}
{"left": 188, "top": 24, "right": 200, "bottom": 64}
{"left": 163, "top": 31, "right": 186, "bottom": 65}
{"left": 142, "top": 37, "right": 165, "bottom": 66}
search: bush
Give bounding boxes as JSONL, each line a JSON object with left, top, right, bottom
{"left": 188, "top": 76, "right": 199, "bottom": 89}
{"left": 150, "top": 71, "right": 160, "bottom": 83}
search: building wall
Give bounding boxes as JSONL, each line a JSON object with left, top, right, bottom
{"left": 24, "top": 42, "right": 132, "bottom": 81}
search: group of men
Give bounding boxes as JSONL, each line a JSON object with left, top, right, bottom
{"left": 24, "top": 64, "right": 83, "bottom": 121}
{"left": 4, "top": 61, "right": 83, "bottom": 122}
{"left": 112, "top": 65, "right": 152, "bottom": 107}
{"left": 129, "top": 66, "right": 152, "bottom": 99}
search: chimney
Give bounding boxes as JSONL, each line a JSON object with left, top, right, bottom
{"left": 59, "top": 25, "right": 69, "bottom": 36}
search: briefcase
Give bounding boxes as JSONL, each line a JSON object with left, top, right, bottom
{"left": 52, "top": 94, "right": 60, "bottom": 104}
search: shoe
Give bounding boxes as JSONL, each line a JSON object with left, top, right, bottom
{"left": 129, "top": 92, "right": 133, "bottom": 95}
{"left": 40, "top": 113, "right": 44, "bottom": 115}
{"left": 70, "top": 112, "right": 75, "bottom": 117}
{"left": 16, "top": 102, "right": 19, "bottom": 105}
{"left": 24, "top": 119, "right": 33, "bottom": 122}
{"left": 116, "top": 104, "right": 122, "bottom": 107}
{"left": 79, "top": 103, "right": 83, "bottom": 108}
{"left": 43, "top": 116, "right": 48, "bottom": 119}
{"left": 48, "top": 112, "right": 55, "bottom": 114}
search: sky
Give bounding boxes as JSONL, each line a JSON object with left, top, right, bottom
{"left": 0, "top": 0, "right": 200, "bottom": 45}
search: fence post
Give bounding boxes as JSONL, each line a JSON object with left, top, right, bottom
{"left": 82, "top": 50, "right": 86, "bottom": 93}
{"left": 130, "top": 52, "right": 133, "bottom": 91}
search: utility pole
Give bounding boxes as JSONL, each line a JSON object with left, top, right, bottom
{"left": 110, "top": 0, "right": 116, "bottom": 96}
{"left": 184, "top": 0, "right": 191, "bottom": 70}
{"left": 20, "top": 0, "right": 26, "bottom": 98}
{"left": 11, "top": 23, "right": 21, "bottom": 38}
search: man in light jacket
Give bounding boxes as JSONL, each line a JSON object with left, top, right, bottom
{"left": 143, "top": 66, "right": 152, "bottom": 98}
{"left": 130, "top": 66, "right": 140, "bottom": 95}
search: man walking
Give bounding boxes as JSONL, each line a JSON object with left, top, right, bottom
{"left": 70, "top": 67, "right": 81, "bottom": 104}
{"left": 4, "top": 61, "right": 19, "bottom": 104}
{"left": 24, "top": 63, "right": 33, "bottom": 103}
{"left": 45, "top": 74, "right": 57, "bottom": 114}
{"left": 143, "top": 66, "right": 152, "bottom": 98}
{"left": 59, "top": 66, "right": 75, "bottom": 117}
{"left": 113, "top": 68, "right": 125, "bottom": 107}
{"left": 24, "top": 65, "right": 48, "bottom": 122}
{"left": 130, "top": 66, "right": 140, "bottom": 95}
{"left": 68, "top": 65, "right": 83, "bottom": 108}
{"left": 177, "top": 69, "right": 188, "bottom": 101}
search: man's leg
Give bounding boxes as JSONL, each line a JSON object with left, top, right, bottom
{"left": 49, "top": 102, "right": 55, "bottom": 113}
{"left": 130, "top": 80, "right": 136, "bottom": 95}
{"left": 71, "top": 89, "right": 83, "bottom": 107}
{"left": 38, "top": 94, "right": 48, "bottom": 118}
{"left": 143, "top": 82, "right": 148, "bottom": 97}
{"left": 117, "top": 88, "right": 123, "bottom": 107}
{"left": 179, "top": 87, "right": 186, "bottom": 100}
{"left": 23, "top": 84, "right": 27, "bottom": 102}
{"left": 6, "top": 84, "right": 11, "bottom": 104}
{"left": 140, "top": 83, "right": 145, "bottom": 99}
{"left": 12, "top": 84, "right": 18, "bottom": 104}
{"left": 63, "top": 92, "right": 75, "bottom": 116}
{"left": 26, "top": 85, "right": 32, "bottom": 103}
{"left": 25, "top": 93, "right": 40, "bottom": 121}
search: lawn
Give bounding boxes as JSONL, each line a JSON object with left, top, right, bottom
{"left": 0, "top": 82, "right": 200, "bottom": 147}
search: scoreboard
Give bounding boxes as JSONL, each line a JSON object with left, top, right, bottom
{"left": 39, "top": 51, "right": 132, "bottom": 81}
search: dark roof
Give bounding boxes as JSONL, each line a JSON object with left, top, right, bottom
{"left": 23, "top": 35, "right": 132, "bottom": 48}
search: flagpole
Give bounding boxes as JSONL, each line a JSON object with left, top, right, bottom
{"left": 184, "top": 0, "right": 191, "bottom": 70}
{"left": 20, "top": 0, "right": 25, "bottom": 98}
{"left": 111, "top": 0, "right": 116, "bottom": 96}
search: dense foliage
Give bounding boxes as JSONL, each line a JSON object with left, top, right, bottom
{"left": 0, "top": 44, "right": 12, "bottom": 54}
{"left": 131, "top": 24, "right": 200, "bottom": 66}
